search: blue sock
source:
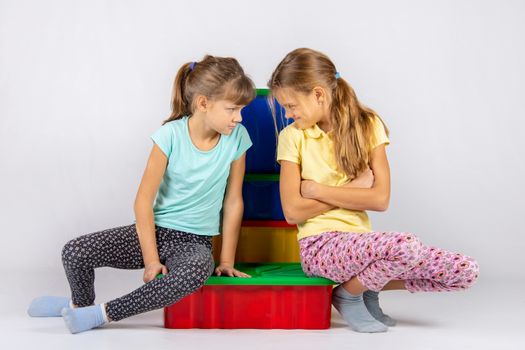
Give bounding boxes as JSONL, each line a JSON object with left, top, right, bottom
{"left": 363, "top": 290, "right": 397, "bottom": 326}
{"left": 27, "top": 296, "right": 71, "bottom": 317}
{"left": 332, "top": 285, "right": 388, "bottom": 333}
{"left": 61, "top": 304, "right": 107, "bottom": 334}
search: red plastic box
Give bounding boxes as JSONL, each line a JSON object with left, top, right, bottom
{"left": 164, "top": 263, "right": 335, "bottom": 329}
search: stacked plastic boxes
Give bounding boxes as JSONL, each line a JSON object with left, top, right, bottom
{"left": 164, "top": 89, "right": 336, "bottom": 329}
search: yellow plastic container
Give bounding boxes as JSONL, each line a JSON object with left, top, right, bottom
{"left": 213, "top": 223, "right": 300, "bottom": 263}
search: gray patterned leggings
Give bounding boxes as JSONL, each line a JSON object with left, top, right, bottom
{"left": 61, "top": 224, "right": 214, "bottom": 321}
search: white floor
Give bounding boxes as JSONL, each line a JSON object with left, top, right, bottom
{"left": 1, "top": 269, "right": 523, "bottom": 350}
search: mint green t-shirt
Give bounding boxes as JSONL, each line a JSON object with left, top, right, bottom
{"left": 150, "top": 116, "right": 252, "bottom": 236}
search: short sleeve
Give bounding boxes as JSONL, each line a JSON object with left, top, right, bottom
{"left": 370, "top": 116, "right": 390, "bottom": 150}
{"left": 233, "top": 124, "right": 253, "bottom": 160}
{"left": 151, "top": 123, "right": 174, "bottom": 158}
{"left": 277, "top": 125, "right": 301, "bottom": 164}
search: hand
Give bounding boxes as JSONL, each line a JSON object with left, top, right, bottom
{"left": 301, "top": 180, "right": 320, "bottom": 199}
{"left": 215, "top": 263, "right": 251, "bottom": 278}
{"left": 345, "top": 168, "right": 374, "bottom": 189}
{"left": 143, "top": 262, "right": 168, "bottom": 283}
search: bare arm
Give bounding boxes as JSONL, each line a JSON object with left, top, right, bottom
{"left": 279, "top": 160, "right": 377, "bottom": 224}
{"left": 134, "top": 144, "right": 168, "bottom": 282}
{"left": 302, "top": 144, "right": 391, "bottom": 212}
{"left": 279, "top": 160, "right": 336, "bottom": 225}
{"left": 215, "top": 153, "right": 250, "bottom": 277}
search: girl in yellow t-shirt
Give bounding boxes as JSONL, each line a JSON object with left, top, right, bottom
{"left": 269, "top": 48, "right": 479, "bottom": 333}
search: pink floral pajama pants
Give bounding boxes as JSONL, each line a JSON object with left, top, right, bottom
{"left": 299, "top": 231, "right": 479, "bottom": 293}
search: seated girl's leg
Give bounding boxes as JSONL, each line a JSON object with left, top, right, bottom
{"left": 61, "top": 224, "right": 146, "bottom": 308}
{"left": 300, "top": 231, "right": 424, "bottom": 332}
{"left": 103, "top": 233, "right": 214, "bottom": 322}
{"left": 62, "top": 231, "right": 213, "bottom": 333}
{"left": 395, "top": 245, "right": 479, "bottom": 293}
{"left": 28, "top": 224, "right": 144, "bottom": 317}
{"left": 300, "top": 231, "right": 424, "bottom": 291}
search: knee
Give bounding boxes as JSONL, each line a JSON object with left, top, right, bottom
{"left": 188, "top": 253, "right": 214, "bottom": 286}
{"left": 61, "top": 238, "right": 76, "bottom": 263}
{"left": 458, "top": 256, "right": 480, "bottom": 290}
{"left": 61, "top": 237, "right": 87, "bottom": 266}
{"left": 171, "top": 248, "right": 214, "bottom": 290}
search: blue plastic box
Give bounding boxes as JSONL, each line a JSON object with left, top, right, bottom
{"left": 241, "top": 90, "right": 290, "bottom": 174}
{"left": 242, "top": 174, "right": 285, "bottom": 220}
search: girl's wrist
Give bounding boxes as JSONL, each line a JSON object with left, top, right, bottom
{"left": 313, "top": 183, "right": 325, "bottom": 200}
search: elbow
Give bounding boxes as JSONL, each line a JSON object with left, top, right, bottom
{"left": 282, "top": 207, "right": 301, "bottom": 225}
{"left": 373, "top": 195, "right": 390, "bottom": 212}
{"left": 284, "top": 216, "right": 299, "bottom": 225}
{"left": 133, "top": 196, "right": 143, "bottom": 213}
{"left": 224, "top": 197, "right": 244, "bottom": 216}
{"left": 134, "top": 195, "right": 153, "bottom": 214}
{"left": 133, "top": 199, "right": 140, "bottom": 214}
{"left": 375, "top": 203, "right": 389, "bottom": 212}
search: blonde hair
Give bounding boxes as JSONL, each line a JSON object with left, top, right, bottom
{"left": 268, "top": 48, "right": 389, "bottom": 179}
{"left": 164, "top": 55, "right": 255, "bottom": 125}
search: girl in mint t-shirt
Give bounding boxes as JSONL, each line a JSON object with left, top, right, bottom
{"left": 28, "top": 55, "right": 255, "bottom": 334}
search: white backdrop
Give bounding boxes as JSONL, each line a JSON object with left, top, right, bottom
{"left": 1, "top": 0, "right": 524, "bottom": 283}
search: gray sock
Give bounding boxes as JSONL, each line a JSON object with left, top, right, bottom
{"left": 363, "top": 290, "right": 397, "bottom": 326}
{"left": 332, "top": 286, "right": 388, "bottom": 333}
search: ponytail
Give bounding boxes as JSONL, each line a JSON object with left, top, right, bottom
{"left": 331, "top": 77, "right": 374, "bottom": 178}
{"left": 163, "top": 62, "right": 192, "bottom": 125}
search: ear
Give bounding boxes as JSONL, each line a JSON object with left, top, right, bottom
{"left": 194, "top": 95, "right": 209, "bottom": 112}
{"left": 312, "top": 86, "right": 327, "bottom": 104}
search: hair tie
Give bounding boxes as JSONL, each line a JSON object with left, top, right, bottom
{"left": 189, "top": 62, "right": 197, "bottom": 71}
{"left": 335, "top": 71, "right": 341, "bottom": 80}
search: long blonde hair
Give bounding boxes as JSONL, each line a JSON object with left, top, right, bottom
{"left": 164, "top": 55, "right": 255, "bottom": 124}
{"left": 268, "top": 48, "right": 389, "bottom": 179}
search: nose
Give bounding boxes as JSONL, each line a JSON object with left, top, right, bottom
{"left": 234, "top": 110, "right": 243, "bottom": 123}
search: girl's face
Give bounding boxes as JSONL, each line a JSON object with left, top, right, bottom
{"left": 204, "top": 99, "right": 245, "bottom": 135}
{"left": 273, "top": 87, "right": 328, "bottom": 130}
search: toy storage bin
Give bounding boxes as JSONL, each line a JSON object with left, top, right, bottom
{"left": 241, "top": 89, "right": 290, "bottom": 173}
{"left": 242, "top": 174, "right": 284, "bottom": 220}
{"left": 164, "top": 263, "right": 335, "bottom": 329}
{"left": 212, "top": 220, "right": 299, "bottom": 263}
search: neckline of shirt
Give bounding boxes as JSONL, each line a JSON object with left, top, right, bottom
{"left": 184, "top": 116, "right": 224, "bottom": 154}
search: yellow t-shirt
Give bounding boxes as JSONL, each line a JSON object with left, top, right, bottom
{"left": 276, "top": 116, "right": 390, "bottom": 240}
